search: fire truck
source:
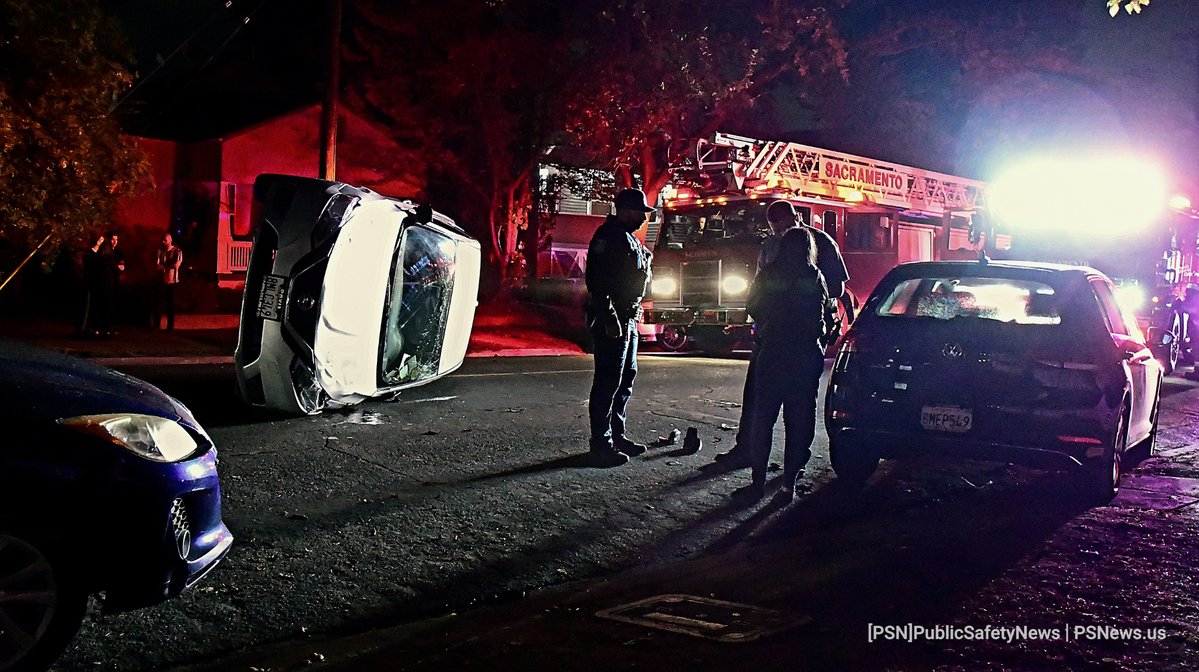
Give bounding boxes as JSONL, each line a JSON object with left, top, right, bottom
{"left": 643, "top": 132, "right": 1009, "bottom": 353}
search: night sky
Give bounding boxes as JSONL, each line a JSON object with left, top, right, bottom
{"left": 106, "top": 0, "right": 1199, "bottom": 184}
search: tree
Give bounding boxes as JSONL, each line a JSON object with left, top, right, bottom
{"left": 561, "top": 0, "right": 849, "bottom": 198}
{"left": 0, "top": 0, "right": 150, "bottom": 265}
{"left": 347, "top": 0, "right": 573, "bottom": 293}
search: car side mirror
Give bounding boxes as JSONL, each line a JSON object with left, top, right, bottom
{"left": 1114, "top": 334, "right": 1147, "bottom": 359}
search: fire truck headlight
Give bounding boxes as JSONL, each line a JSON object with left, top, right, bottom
{"left": 652, "top": 277, "right": 678, "bottom": 297}
{"left": 722, "top": 275, "right": 749, "bottom": 295}
{"left": 1116, "top": 284, "right": 1146, "bottom": 313}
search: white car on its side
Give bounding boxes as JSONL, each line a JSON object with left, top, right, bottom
{"left": 235, "top": 174, "right": 481, "bottom": 415}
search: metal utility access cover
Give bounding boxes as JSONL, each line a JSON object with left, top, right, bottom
{"left": 596, "top": 594, "right": 809, "bottom": 643}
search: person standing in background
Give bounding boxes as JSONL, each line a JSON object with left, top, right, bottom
{"left": 78, "top": 233, "right": 106, "bottom": 337}
{"left": 154, "top": 231, "right": 183, "bottom": 330}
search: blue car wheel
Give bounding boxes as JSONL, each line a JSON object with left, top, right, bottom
{"left": 0, "top": 532, "right": 88, "bottom": 672}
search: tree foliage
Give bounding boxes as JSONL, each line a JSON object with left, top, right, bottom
{"left": 562, "top": 0, "right": 849, "bottom": 198}
{"left": 347, "top": 0, "right": 573, "bottom": 292}
{"left": 0, "top": 0, "right": 150, "bottom": 262}
{"left": 346, "top": 0, "right": 849, "bottom": 290}
{"left": 1108, "top": 0, "right": 1150, "bottom": 17}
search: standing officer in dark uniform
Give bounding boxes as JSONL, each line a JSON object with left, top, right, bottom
{"left": 742, "top": 227, "right": 833, "bottom": 501}
{"left": 585, "top": 188, "right": 655, "bottom": 467}
{"left": 714, "top": 200, "right": 848, "bottom": 468}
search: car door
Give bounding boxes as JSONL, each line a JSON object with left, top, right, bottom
{"left": 1092, "top": 278, "right": 1157, "bottom": 444}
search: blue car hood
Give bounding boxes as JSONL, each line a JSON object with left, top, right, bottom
{"left": 0, "top": 340, "right": 196, "bottom": 427}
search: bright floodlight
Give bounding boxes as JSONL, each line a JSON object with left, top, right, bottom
{"left": 989, "top": 155, "right": 1168, "bottom": 235}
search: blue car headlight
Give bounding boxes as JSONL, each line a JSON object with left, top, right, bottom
{"left": 58, "top": 414, "right": 201, "bottom": 463}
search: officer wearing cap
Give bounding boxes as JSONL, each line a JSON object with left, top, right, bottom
{"left": 585, "top": 188, "right": 655, "bottom": 467}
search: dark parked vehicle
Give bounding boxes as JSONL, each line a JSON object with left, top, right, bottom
{"left": 0, "top": 342, "right": 232, "bottom": 672}
{"left": 825, "top": 260, "right": 1163, "bottom": 503}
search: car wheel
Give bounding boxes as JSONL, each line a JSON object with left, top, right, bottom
{"left": 658, "top": 326, "right": 689, "bottom": 352}
{"left": 1158, "top": 315, "right": 1181, "bottom": 375}
{"left": 1087, "top": 405, "right": 1129, "bottom": 505}
{"left": 1141, "top": 381, "right": 1162, "bottom": 457}
{"left": 829, "top": 436, "right": 880, "bottom": 484}
{"left": 0, "top": 533, "right": 87, "bottom": 672}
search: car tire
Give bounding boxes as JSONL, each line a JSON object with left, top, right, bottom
{"left": 1087, "top": 405, "right": 1129, "bottom": 505}
{"left": 1141, "top": 381, "right": 1162, "bottom": 457}
{"left": 658, "top": 326, "right": 689, "bottom": 352}
{"left": 0, "top": 532, "right": 88, "bottom": 672}
{"left": 1157, "top": 315, "right": 1181, "bottom": 376}
{"left": 829, "top": 436, "right": 880, "bottom": 483}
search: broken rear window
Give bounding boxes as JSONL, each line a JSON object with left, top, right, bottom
{"left": 876, "top": 276, "right": 1061, "bottom": 325}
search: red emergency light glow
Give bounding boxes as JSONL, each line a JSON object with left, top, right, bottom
{"left": 1056, "top": 435, "right": 1103, "bottom": 445}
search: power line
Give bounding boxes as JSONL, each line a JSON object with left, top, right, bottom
{"left": 109, "top": 0, "right": 272, "bottom": 121}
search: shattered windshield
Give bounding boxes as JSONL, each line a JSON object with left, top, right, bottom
{"left": 380, "top": 225, "right": 458, "bottom": 386}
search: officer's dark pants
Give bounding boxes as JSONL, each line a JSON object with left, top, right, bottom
{"left": 732, "top": 339, "right": 761, "bottom": 450}
{"left": 589, "top": 319, "right": 638, "bottom": 447}
{"left": 749, "top": 344, "right": 824, "bottom": 486}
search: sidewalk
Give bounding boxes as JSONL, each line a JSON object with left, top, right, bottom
{"left": 0, "top": 299, "right": 585, "bottom": 364}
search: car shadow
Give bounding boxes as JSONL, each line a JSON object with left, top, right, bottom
{"left": 114, "top": 363, "right": 293, "bottom": 427}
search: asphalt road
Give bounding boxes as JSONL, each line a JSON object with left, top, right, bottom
{"left": 55, "top": 352, "right": 764, "bottom": 671}
{"left": 52, "top": 355, "right": 1199, "bottom": 672}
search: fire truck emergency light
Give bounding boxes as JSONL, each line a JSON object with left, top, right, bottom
{"left": 989, "top": 155, "right": 1168, "bottom": 236}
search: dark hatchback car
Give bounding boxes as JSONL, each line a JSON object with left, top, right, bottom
{"left": 825, "top": 260, "right": 1163, "bottom": 503}
{"left": 0, "top": 342, "right": 232, "bottom": 672}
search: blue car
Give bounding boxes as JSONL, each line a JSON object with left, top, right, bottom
{"left": 0, "top": 341, "right": 233, "bottom": 672}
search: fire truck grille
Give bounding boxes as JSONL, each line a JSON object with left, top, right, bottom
{"left": 681, "top": 261, "right": 719, "bottom": 306}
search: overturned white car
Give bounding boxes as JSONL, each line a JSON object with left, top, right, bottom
{"left": 235, "top": 175, "right": 481, "bottom": 415}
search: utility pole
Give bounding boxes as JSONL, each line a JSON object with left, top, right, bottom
{"left": 319, "top": 0, "right": 342, "bottom": 181}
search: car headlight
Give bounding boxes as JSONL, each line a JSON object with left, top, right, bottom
{"left": 652, "top": 277, "right": 678, "bottom": 297}
{"left": 722, "top": 275, "right": 749, "bottom": 295}
{"left": 58, "top": 414, "right": 200, "bottom": 463}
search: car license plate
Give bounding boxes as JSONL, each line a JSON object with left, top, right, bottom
{"left": 921, "top": 405, "right": 972, "bottom": 433}
{"left": 255, "top": 274, "right": 288, "bottom": 321}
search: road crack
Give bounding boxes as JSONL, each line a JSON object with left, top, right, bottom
{"left": 324, "top": 436, "right": 418, "bottom": 480}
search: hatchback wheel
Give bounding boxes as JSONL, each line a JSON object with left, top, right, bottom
{"left": 830, "top": 436, "right": 880, "bottom": 483}
{"left": 1142, "top": 382, "right": 1162, "bottom": 457}
{"left": 1087, "top": 407, "right": 1128, "bottom": 505}
{"left": 0, "top": 533, "right": 87, "bottom": 672}
{"left": 1157, "top": 315, "right": 1181, "bottom": 375}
